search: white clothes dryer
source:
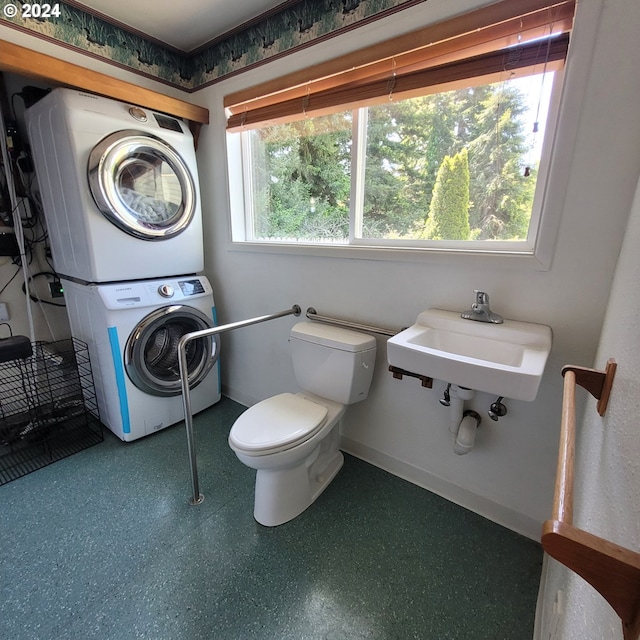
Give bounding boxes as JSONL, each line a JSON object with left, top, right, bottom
{"left": 26, "top": 88, "right": 204, "bottom": 283}
{"left": 62, "top": 275, "right": 221, "bottom": 441}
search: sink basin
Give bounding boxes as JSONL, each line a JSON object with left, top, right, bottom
{"left": 387, "top": 309, "right": 552, "bottom": 401}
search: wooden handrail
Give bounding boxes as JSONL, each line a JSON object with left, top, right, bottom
{"left": 541, "top": 358, "right": 640, "bottom": 640}
{"left": 553, "top": 369, "right": 577, "bottom": 524}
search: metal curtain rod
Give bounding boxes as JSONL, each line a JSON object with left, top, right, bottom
{"left": 178, "top": 304, "right": 301, "bottom": 505}
{"left": 306, "top": 307, "right": 398, "bottom": 337}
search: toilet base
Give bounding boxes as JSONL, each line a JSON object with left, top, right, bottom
{"left": 253, "top": 433, "right": 344, "bottom": 527}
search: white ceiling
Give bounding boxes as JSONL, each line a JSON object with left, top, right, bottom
{"left": 75, "top": 0, "right": 286, "bottom": 52}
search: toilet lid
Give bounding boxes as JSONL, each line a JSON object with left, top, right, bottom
{"left": 229, "top": 393, "right": 328, "bottom": 454}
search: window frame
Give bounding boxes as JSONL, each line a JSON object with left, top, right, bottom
{"left": 227, "top": 66, "right": 565, "bottom": 270}
{"left": 225, "top": 0, "right": 575, "bottom": 270}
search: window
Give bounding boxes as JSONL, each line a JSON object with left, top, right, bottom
{"left": 226, "top": 0, "right": 575, "bottom": 263}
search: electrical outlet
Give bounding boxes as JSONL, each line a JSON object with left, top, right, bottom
{"left": 0, "top": 302, "right": 9, "bottom": 322}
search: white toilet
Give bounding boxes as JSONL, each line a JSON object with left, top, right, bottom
{"left": 228, "top": 322, "right": 377, "bottom": 527}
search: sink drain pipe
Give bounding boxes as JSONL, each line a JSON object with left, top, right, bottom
{"left": 445, "top": 385, "right": 481, "bottom": 455}
{"left": 454, "top": 410, "right": 482, "bottom": 455}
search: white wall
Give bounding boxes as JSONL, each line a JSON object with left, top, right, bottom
{"left": 535, "top": 176, "right": 640, "bottom": 638}
{"left": 195, "top": 0, "right": 640, "bottom": 540}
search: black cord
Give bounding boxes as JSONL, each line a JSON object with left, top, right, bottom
{"left": 0, "top": 322, "right": 13, "bottom": 338}
{"left": 44, "top": 252, "right": 55, "bottom": 273}
{"left": 0, "top": 266, "right": 21, "bottom": 295}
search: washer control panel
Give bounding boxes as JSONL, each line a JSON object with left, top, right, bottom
{"left": 95, "top": 276, "right": 212, "bottom": 309}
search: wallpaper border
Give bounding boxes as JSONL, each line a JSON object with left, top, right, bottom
{"left": 1, "top": 0, "right": 425, "bottom": 92}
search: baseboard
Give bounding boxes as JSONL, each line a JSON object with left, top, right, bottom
{"left": 340, "top": 435, "right": 541, "bottom": 541}
{"left": 219, "top": 389, "right": 541, "bottom": 540}
{"left": 221, "top": 384, "right": 255, "bottom": 409}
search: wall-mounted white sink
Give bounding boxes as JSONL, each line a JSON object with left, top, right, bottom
{"left": 387, "top": 309, "right": 552, "bottom": 401}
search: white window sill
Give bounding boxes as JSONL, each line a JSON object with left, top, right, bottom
{"left": 227, "top": 240, "right": 551, "bottom": 271}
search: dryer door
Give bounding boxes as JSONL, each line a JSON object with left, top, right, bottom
{"left": 88, "top": 130, "right": 196, "bottom": 240}
{"left": 124, "top": 305, "right": 220, "bottom": 397}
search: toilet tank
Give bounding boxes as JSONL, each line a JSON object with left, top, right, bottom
{"left": 290, "top": 322, "right": 376, "bottom": 405}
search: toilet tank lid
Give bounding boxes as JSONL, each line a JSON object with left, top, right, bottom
{"left": 291, "top": 322, "right": 376, "bottom": 352}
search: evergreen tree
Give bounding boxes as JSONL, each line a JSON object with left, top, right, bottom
{"left": 363, "top": 94, "right": 459, "bottom": 236}
{"left": 255, "top": 113, "right": 351, "bottom": 239}
{"left": 466, "top": 84, "right": 532, "bottom": 238}
{"left": 426, "top": 148, "right": 470, "bottom": 240}
{"left": 361, "top": 82, "right": 533, "bottom": 240}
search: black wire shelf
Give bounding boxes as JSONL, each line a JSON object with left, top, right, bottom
{"left": 0, "top": 337, "right": 103, "bottom": 485}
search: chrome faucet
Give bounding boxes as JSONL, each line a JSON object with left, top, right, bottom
{"left": 461, "top": 290, "right": 503, "bottom": 324}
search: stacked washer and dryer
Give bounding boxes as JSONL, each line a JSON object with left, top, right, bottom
{"left": 26, "top": 89, "right": 221, "bottom": 441}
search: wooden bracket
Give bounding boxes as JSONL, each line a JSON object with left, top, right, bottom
{"left": 188, "top": 121, "right": 203, "bottom": 149}
{"left": 542, "top": 520, "right": 640, "bottom": 640}
{"left": 562, "top": 357, "right": 617, "bottom": 416}
{"left": 388, "top": 365, "right": 433, "bottom": 388}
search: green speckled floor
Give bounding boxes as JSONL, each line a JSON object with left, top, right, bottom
{"left": 0, "top": 397, "right": 542, "bottom": 639}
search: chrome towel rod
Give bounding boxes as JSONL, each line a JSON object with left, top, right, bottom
{"left": 178, "top": 304, "right": 301, "bottom": 506}
{"left": 305, "top": 307, "right": 398, "bottom": 337}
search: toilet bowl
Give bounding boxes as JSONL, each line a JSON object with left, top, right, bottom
{"left": 229, "top": 392, "right": 346, "bottom": 526}
{"left": 228, "top": 322, "right": 376, "bottom": 527}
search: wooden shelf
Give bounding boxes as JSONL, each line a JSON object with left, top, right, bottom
{"left": 541, "top": 358, "right": 640, "bottom": 640}
{"left": 0, "top": 40, "right": 208, "bottom": 142}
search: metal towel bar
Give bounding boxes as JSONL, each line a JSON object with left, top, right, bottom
{"left": 541, "top": 358, "right": 640, "bottom": 640}
{"left": 305, "top": 307, "right": 398, "bottom": 337}
{"left": 177, "top": 305, "right": 301, "bottom": 505}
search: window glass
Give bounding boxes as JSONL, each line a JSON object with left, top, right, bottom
{"left": 246, "top": 113, "right": 352, "bottom": 243}
{"left": 362, "top": 73, "right": 553, "bottom": 242}
{"left": 237, "top": 69, "right": 556, "bottom": 250}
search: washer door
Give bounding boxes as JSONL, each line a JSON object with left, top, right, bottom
{"left": 125, "top": 305, "right": 220, "bottom": 397}
{"left": 88, "top": 130, "right": 196, "bottom": 240}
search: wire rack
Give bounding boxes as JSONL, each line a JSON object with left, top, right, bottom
{"left": 0, "top": 337, "right": 103, "bottom": 485}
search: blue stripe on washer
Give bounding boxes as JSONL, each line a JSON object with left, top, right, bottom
{"left": 212, "top": 306, "right": 221, "bottom": 394}
{"left": 107, "top": 326, "right": 131, "bottom": 434}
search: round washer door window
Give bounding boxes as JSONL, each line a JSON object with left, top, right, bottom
{"left": 88, "top": 130, "right": 196, "bottom": 240}
{"left": 124, "top": 305, "right": 220, "bottom": 397}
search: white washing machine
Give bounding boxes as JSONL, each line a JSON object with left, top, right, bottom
{"left": 62, "top": 275, "right": 221, "bottom": 441}
{"left": 26, "top": 88, "right": 204, "bottom": 283}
